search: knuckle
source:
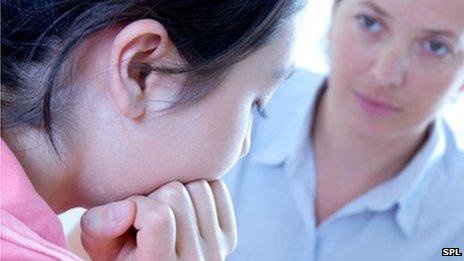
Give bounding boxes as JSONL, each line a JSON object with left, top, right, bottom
{"left": 210, "top": 179, "right": 225, "bottom": 187}
{"left": 186, "top": 179, "right": 209, "bottom": 193}
{"left": 159, "top": 181, "right": 189, "bottom": 203}
{"left": 165, "top": 180, "right": 184, "bottom": 191}
{"left": 209, "top": 179, "right": 226, "bottom": 192}
{"left": 144, "top": 203, "right": 174, "bottom": 230}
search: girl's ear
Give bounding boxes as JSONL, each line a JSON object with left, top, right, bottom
{"left": 109, "top": 19, "right": 174, "bottom": 119}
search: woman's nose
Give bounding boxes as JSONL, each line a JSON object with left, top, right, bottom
{"left": 369, "top": 40, "right": 408, "bottom": 88}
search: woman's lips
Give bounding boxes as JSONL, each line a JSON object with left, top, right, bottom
{"left": 354, "top": 91, "right": 402, "bottom": 116}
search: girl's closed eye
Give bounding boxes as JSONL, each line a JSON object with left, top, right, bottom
{"left": 251, "top": 67, "right": 294, "bottom": 121}
{"left": 252, "top": 100, "right": 269, "bottom": 119}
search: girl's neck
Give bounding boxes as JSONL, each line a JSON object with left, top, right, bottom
{"left": 3, "top": 128, "right": 77, "bottom": 214}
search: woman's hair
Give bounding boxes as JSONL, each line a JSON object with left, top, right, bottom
{"left": 1, "top": 0, "right": 303, "bottom": 151}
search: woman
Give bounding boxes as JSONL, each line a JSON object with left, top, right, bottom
{"left": 0, "top": 1, "right": 303, "bottom": 259}
{"left": 225, "top": 0, "right": 464, "bottom": 260}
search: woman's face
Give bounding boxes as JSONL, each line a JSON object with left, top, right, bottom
{"left": 75, "top": 20, "right": 297, "bottom": 207}
{"left": 327, "top": 0, "right": 464, "bottom": 139}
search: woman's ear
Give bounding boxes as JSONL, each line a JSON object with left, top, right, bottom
{"left": 109, "top": 19, "right": 173, "bottom": 118}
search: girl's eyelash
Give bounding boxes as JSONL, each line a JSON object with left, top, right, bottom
{"left": 253, "top": 100, "right": 269, "bottom": 119}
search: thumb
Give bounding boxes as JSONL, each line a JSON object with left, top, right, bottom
{"left": 80, "top": 200, "right": 136, "bottom": 259}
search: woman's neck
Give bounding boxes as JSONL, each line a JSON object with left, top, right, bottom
{"left": 3, "top": 128, "right": 77, "bottom": 214}
{"left": 312, "top": 88, "right": 430, "bottom": 225}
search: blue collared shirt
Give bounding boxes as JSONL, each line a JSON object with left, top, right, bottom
{"left": 224, "top": 69, "right": 464, "bottom": 261}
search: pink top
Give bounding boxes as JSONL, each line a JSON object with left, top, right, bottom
{"left": 1, "top": 139, "right": 81, "bottom": 260}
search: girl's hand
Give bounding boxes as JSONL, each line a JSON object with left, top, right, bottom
{"left": 80, "top": 180, "right": 237, "bottom": 261}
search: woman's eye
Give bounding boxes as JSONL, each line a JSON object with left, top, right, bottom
{"left": 423, "top": 40, "right": 451, "bottom": 57}
{"left": 356, "top": 14, "right": 382, "bottom": 33}
{"left": 252, "top": 100, "right": 269, "bottom": 119}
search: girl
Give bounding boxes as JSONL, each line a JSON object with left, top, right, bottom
{"left": 1, "top": 0, "right": 303, "bottom": 260}
{"left": 225, "top": 0, "right": 464, "bottom": 260}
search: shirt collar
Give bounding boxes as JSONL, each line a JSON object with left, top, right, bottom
{"left": 350, "top": 119, "right": 447, "bottom": 238}
{"left": 394, "top": 119, "right": 447, "bottom": 237}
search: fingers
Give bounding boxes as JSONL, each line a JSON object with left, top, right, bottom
{"left": 128, "top": 196, "right": 177, "bottom": 260}
{"left": 149, "top": 180, "right": 238, "bottom": 260}
{"left": 80, "top": 180, "right": 237, "bottom": 261}
{"left": 80, "top": 200, "right": 136, "bottom": 260}
{"left": 210, "top": 180, "right": 237, "bottom": 253}
{"left": 185, "top": 180, "right": 221, "bottom": 242}
{"left": 147, "top": 181, "right": 203, "bottom": 259}
{"left": 81, "top": 198, "right": 178, "bottom": 261}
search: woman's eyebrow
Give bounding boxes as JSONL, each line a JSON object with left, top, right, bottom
{"left": 359, "top": 1, "right": 459, "bottom": 42}
{"left": 359, "top": 1, "right": 391, "bottom": 19}
{"left": 422, "top": 28, "right": 458, "bottom": 40}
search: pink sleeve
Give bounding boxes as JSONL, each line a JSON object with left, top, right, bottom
{"left": 1, "top": 209, "right": 81, "bottom": 260}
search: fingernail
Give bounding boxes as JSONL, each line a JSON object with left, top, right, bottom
{"left": 109, "top": 200, "right": 130, "bottom": 225}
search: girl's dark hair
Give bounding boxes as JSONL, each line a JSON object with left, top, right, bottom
{"left": 1, "top": 0, "right": 303, "bottom": 152}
